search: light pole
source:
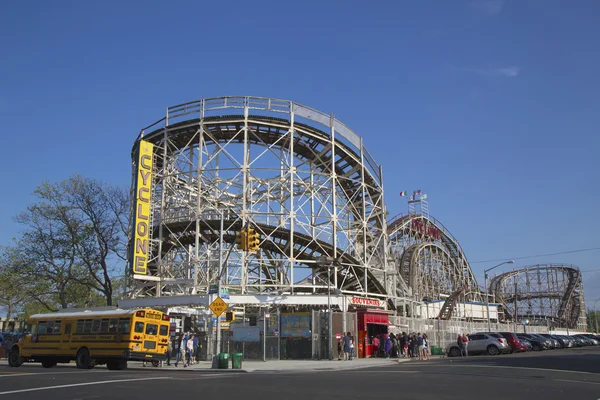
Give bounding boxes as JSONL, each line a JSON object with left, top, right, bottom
{"left": 316, "top": 256, "right": 335, "bottom": 361}
{"left": 522, "top": 319, "right": 529, "bottom": 334}
{"left": 594, "top": 298, "right": 600, "bottom": 333}
{"left": 484, "top": 260, "right": 515, "bottom": 331}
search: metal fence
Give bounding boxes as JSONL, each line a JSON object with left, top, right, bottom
{"left": 389, "top": 316, "right": 550, "bottom": 349}
{"left": 311, "top": 311, "right": 358, "bottom": 360}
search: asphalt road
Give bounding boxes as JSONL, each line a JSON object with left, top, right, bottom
{"left": 1, "top": 347, "right": 600, "bottom": 400}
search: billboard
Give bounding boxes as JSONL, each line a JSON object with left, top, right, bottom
{"left": 132, "top": 140, "right": 153, "bottom": 275}
{"left": 280, "top": 312, "right": 311, "bottom": 337}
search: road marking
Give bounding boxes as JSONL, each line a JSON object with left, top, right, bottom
{"left": 555, "top": 379, "right": 600, "bottom": 386}
{"left": 0, "top": 370, "right": 111, "bottom": 378}
{"left": 445, "top": 364, "right": 595, "bottom": 375}
{"left": 0, "top": 377, "right": 171, "bottom": 395}
{"left": 343, "top": 370, "right": 419, "bottom": 373}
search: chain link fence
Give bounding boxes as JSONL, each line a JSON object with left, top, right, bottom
{"left": 389, "top": 316, "right": 550, "bottom": 349}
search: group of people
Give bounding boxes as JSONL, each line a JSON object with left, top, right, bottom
{"left": 371, "top": 332, "right": 430, "bottom": 360}
{"left": 167, "top": 332, "right": 200, "bottom": 367}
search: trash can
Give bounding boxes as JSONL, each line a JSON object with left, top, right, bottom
{"left": 231, "top": 353, "right": 243, "bottom": 369}
{"left": 430, "top": 346, "right": 444, "bottom": 356}
{"left": 217, "top": 353, "right": 230, "bottom": 369}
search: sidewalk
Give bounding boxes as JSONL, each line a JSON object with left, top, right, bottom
{"left": 138, "top": 357, "right": 408, "bottom": 372}
{"left": 0, "top": 357, "right": 408, "bottom": 373}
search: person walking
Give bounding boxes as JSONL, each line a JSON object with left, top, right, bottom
{"left": 174, "top": 334, "right": 185, "bottom": 367}
{"left": 337, "top": 338, "right": 343, "bottom": 360}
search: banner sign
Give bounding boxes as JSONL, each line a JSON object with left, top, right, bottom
{"left": 347, "top": 296, "right": 386, "bottom": 309}
{"left": 132, "top": 140, "right": 153, "bottom": 275}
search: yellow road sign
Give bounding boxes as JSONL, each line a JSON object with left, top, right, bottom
{"left": 210, "top": 296, "right": 228, "bottom": 317}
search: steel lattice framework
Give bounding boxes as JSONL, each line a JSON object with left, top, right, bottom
{"left": 387, "top": 213, "right": 481, "bottom": 307}
{"left": 128, "top": 96, "right": 399, "bottom": 302}
{"left": 489, "top": 264, "right": 587, "bottom": 330}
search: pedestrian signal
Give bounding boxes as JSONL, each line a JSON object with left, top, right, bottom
{"left": 225, "top": 312, "right": 234, "bottom": 322}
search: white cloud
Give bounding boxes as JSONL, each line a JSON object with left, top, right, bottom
{"left": 468, "top": 0, "right": 504, "bottom": 16}
{"left": 454, "top": 66, "right": 520, "bottom": 78}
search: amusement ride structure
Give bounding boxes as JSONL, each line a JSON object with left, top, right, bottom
{"left": 489, "top": 264, "right": 587, "bottom": 330}
{"left": 126, "top": 96, "right": 586, "bottom": 328}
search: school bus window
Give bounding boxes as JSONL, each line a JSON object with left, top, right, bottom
{"left": 100, "top": 319, "right": 109, "bottom": 333}
{"left": 118, "top": 318, "right": 130, "bottom": 333}
{"left": 109, "top": 319, "right": 118, "bottom": 333}
{"left": 159, "top": 325, "right": 168, "bottom": 336}
{"left": 37, "top": 322, "right": 47, "bottom": 335}
{"left": 83, "top": 319, "right": 93, "bottom": 333}
{"left": 76, "top": 320, "right": 84, "bottom": 333}
{"left": 146, "top": 324, "right": 158, "bottom": 335}
{"left": 134, "top": 321, "right": 144, "bottom": 333}
{"left": 46, "top": 321, "right": 55, "bottom": 334}
{"left": 53, "top": 321, "right": 62, "bottom": 334}
{"left": 92, "top": 319, "right": 100, "bottom": 333}
{"left": 64, "top": 323, "right": 71, "bottom": 335}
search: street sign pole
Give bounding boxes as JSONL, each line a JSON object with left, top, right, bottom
{"left": 216, "top": 210, "right": 224, "bottom": 355}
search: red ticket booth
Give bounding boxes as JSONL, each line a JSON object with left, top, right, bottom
{"left": 355, "top": 309, "right": 391, "bottom": 358}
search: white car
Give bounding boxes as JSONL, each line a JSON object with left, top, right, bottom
{"left": 446, "top": 333, "right": 511, "bottom": 356}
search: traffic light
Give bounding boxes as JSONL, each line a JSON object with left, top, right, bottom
{"left": 235, "top": 229, "right": 248, "bottom": 251}
{"left": 246, "top": 227, "right": 260, "bottom": 252}
{"left": 225, "top": 312, "right": 234, "bottom": 322}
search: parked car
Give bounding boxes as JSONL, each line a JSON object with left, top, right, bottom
{"left": 495, "top": 332, "right": 524, "bottom": 353}
{"left": 519, "top": 338, "right": 533, "bottom": 351}
{"left": 517, "top": 334, "right": 549, "bottom": 351}
{"left": 446, "top": 333, "right": 511, "bottom": 356}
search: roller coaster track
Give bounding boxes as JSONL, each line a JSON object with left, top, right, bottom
{"left": 142, "top": 115, "right": 382, "bottom": 222}
{"left": 488, "top": 265, "right": 584, "bottom": 329}
{"left": 388, "top": 214, "right": 480, "bottom": 302}
{"left": 148, "top": 217, "right": 388, "bottom": 297}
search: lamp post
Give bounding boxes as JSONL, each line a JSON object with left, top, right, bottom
{"left": 594, "top": 298, "right": 600, "bottom": 334}
{"left": 484, "top": 260, "right": 515, "bottom": 331}
{"left": 316, "top": 256, "right": 336, "bottom": 361}
{"left": 522, "top": 319, "right": 530, "bottom": 334}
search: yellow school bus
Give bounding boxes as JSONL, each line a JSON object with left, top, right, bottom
{"left": 8, "top": 308, "right": 170, "bottom": 370}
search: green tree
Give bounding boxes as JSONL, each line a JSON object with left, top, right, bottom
{"left": 11, "top": 175, "right": 130, "bottom": 308}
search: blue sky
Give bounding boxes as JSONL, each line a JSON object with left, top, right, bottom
{"left": 1, "top": 1, "right": 599, "bottom": 306}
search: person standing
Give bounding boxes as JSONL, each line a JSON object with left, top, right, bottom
{"left": 384, "top": 335, "right": 392, "bottom": 359}
{"left": 462, "top": 332, "right": 469, "bottom": 357}
{"left": 185, "top": 334, "right": 194, "bottom": 367}
{"left": 192, "top": 334, "right": 199, "bottom": 364}
{"left": 372, "top": 335, "right": 380, "bottom": 358}
{"left": 343, "top": 332, "right": 352, "bottom": 360}
{"left": 337, "top": 338, "right": 343, "bottom": 360}
{"left": 421, "top": 333, "right": 429, "bottom": 360}
{"left": 166, "top": 337, "right": 173, "bottom": 366}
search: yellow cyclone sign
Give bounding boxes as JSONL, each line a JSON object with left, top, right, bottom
{"left": 132, "top": 140, "right": 153, "bottom": 275}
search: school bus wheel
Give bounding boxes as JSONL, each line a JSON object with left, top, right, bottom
{"left": 76, "top": 348, "right": 94, "bottom": 369}
{"left": 8, "top": 347, "right": 23, "bottom": 367}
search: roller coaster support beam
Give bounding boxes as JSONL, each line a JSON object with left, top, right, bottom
{"left": 485, "top": 260, "right": 514, "bottom": 331}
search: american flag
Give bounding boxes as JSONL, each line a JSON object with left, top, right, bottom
{"left": 413, "top": 189, "right": 422, "bottom": 196}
